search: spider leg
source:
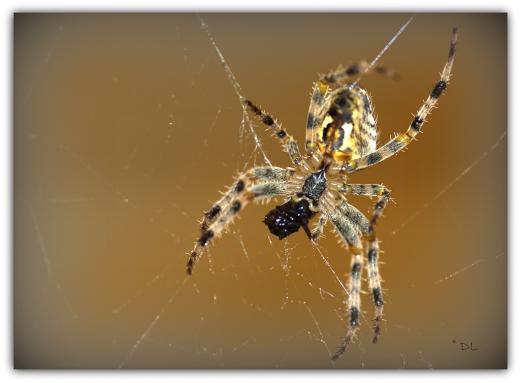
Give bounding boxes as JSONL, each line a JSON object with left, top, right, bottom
{"left": 332, "top": 192, "right": 370, "bottom": 234}
{"left": 309, "top": 195, "right": 367, "bottom": 244}
{"left": 310, "top": 214, "right": 328, "bottom": 241}
{"left": 330, "top": 28, "right": 458, "bottom": 174}
{"left": 305, "top": 80, "right": 329, "bottom": 156}
{"left": 365, "top": 188, "right": 391, "bottom": 344}
{"left": 326, "top": 208, "right": 364, "bottom": 361}
{"left": 320, "top": 61, "right": 399, "bottom": 87}
{"left": 334, "top": 182, "right": 389, "bottom": 199}
{"left": 187, "top": 167, "right": 299, "bottom": 275}
{"left": 200, "top": 166, "right": 295, "bottom": 232}
{"left": 243, "top": 99, "right": 309, "bottom": 170}
{"left": 333, "top": 182, "right": 391, "bottom": 344}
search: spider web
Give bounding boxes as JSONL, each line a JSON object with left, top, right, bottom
{"left": 14, "top": 13, "right": 507, "bottom": 369}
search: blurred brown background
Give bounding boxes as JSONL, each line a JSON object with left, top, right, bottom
{"left": 14, "top": 13, "right": 507, "bottom": 369}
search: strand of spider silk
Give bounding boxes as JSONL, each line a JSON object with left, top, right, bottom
{"left": 118, "top": 275, "right": 190, "bottom": 368}
{"left": 392, "top": 130, "right": 506, "bottom": 236}
{"left": 199, "top": 17, "right": 273, "bottom": 167}
{"left": 349, "top": 15, "right": 415, "bottom": 89}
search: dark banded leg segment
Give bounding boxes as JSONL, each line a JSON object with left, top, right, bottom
{"left": 331, "top": 246, "right": 364, "bottom": 360}
{"left": 200, "top": 166, "right": 294, "bottom": 233}
{"left": 334, "top": 183, "right": 391, "bottom": 345}
{"left": 335, "top": 182, "right": 388, "bottom": 198}
{"left": 244, "top": 99, "right": 308, "bottom": 170}
{"left": 305, "top": 80, "right": 329, "bottom": 154}
{"left": 320, "top": 61, "right": 399, "bottom": 87}
{"left": 366, "top": 187, "right": 391, "bottom": 344}
{"left": 328, "top": 211, "right": 364, "bottom": 361}
{"left": 331, "top": 27, "right": 458, "bottom": 174}
{"left": 187, "top": 166, "right": 296, "bottom": 275}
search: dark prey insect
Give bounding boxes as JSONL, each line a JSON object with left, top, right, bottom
{"left": 186, "top": 27, "right": 458, "bottom": 360}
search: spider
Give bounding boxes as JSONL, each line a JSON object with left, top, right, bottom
{"left": 186, "top": 27, "right": 457, "bottom": 360}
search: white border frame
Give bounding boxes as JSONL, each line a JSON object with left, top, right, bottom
{"left": 1, "top": 1, "right": 516, "bottom": 382}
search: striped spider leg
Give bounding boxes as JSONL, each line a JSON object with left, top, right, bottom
{"left": 319, "top": 192, "right": 369, "bottom": 360}
{"left": 333, "top": 182, "right": 391, "bottom": 349}
{"left": 330, "top": 28, "right": 458, "bottom": 175}
{"left": 188, "top": 99, "right": 312, "bottom": 274}
{"left": 244, "top": 99, "right": 311, "bottom": 171}
{"left": 321, "top": 61, "right": 399, "bottom": 87}
{"left": 187, "top": 166, "right": 302, "bottom": 274}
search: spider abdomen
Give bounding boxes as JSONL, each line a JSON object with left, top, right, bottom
{"left": 314, "top": 86, "right": 377, "bottom": 162}
{"left": 263, "top": 198, "right": 315, "bottom": 240}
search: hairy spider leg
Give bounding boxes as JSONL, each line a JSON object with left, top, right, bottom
{"left": 364, "top": 185, "right": 391, "bottom": 344}
{"left": 334, "top": 182, "right": 391, "bottom": 348}
{"left": 187, "top": 166, "right": 301, "bottom": 274}
{"left": 199, "top": 167, "right": 293, "bottom": 231}
{"left": 310, "top": 214, "right": 328, "bottom": 241}
{"left": 331, "top": 28, "right": 458, "bottom": 175}
{"left": 326, "top": 206, "right": 365, "bottom": 360}
{"left": 243, "top": 99, "right": 310, "bottom": 171}
{"left": 332, "top": 191, "right": 371, "bottom": 234}
{"left": 321, "top": 61, "right": 400, "bottom": 87}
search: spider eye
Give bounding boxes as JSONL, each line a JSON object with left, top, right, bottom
{"left": 263, "top": 199, "right": 314, "bottom": 240}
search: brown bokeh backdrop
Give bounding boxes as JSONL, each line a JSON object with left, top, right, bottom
{"left": 14, "top": 13, "right": 507, "bottom": 369}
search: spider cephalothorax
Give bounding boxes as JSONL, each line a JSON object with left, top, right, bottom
{"left": 187, "top": 28, "right": 458, "bottom": 360}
